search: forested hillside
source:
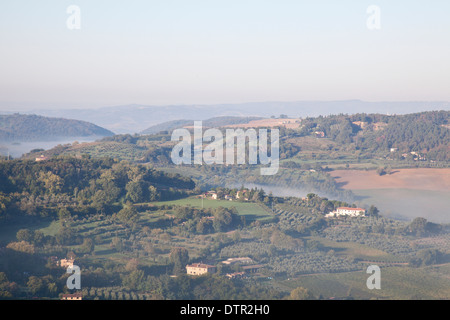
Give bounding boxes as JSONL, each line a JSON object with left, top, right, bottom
{"left": 0, "top": 157, "right": 195, "bottom": 221}
{"left": 0, "top": 114, "right": 114, "bottom": 142}
{"left": 299, "top": 110, "right": 450, "bottom": 160}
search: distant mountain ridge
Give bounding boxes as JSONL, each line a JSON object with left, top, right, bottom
{"left": 4, "top": 100, "right": 450, "bottom": 134}
{"left": 0, "top": 113, "right": 114, "bottom": 142}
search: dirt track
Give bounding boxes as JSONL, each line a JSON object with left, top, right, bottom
{"left": 330, "top": 168, "right": 450, "bottom": 191}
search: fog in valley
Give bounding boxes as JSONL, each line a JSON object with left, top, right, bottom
{"left": 231, "top": 182, "right": 450, "bottom": 224}
{"left": 0, "top": 136, "right": 103, "bottom": 158}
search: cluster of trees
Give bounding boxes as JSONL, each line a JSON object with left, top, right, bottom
{"left": 170, "top": 205, "right": 244, "bottom": 235}
{"left": 0, "top": 272, "right": 18, "bottom": 298}
{"left": 208, "top": 186, "right": 269, "bottom": 202}
{"left": 100, "top": 134, "right": 140, "bottom": 144}
{"left": 11, "top": 225, "right": 94, "bottom": 250}
{"left": 376, "top": 165, "right": 393, "bottom": 176}
{"left": 143, "top": 146, "right": 173, "bottom": 165}
{"left": 405, "top": 217, "right": 443, "bottom": 237}
{"left": 302, "top": 116, "right": 358, "bottom": 144}
{"left": 0, "top": 157, "right": 195, "bottom": 220}
{"left": 409, "top": 249, "right": 447, "bottom": 267}
{"left": 87, "top": 272, "right": 282, "bottom": 300}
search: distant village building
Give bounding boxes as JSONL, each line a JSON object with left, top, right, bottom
{"left": 186, "top": 263, "right": 216, "bottom": 276}
{"left": 35, "top": 155, "right": 48, "bottom": 162}
{"left": 59, "top": 258, "right": 75, "bottom": 269}
{"left": 236, "top": 190, "right": 249, "bottom": 200}
{"left": 410, "top": 152, "right": 426, "bottom": 161}
{"left": 61, "top": 293, "right": 82, "bottom": 300}
{"left": 314, "top": 131, "right": 325, "bottom": 138}
{"left": 325, "top": 207, "right": 366, "bottom": 218}
{"left": 207, "top": 191, "right": 218, "bottom": 200}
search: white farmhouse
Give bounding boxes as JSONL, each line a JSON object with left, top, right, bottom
{"left": 326, "top": 207, "right": 366, "bottom": 218}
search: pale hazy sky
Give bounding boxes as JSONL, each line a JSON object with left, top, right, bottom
{"left": 1, "top": 0, "right": 450, "bottom": 110}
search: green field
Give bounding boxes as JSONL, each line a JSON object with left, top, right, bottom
{"left": 0, "top": 218, "right": 60, "bottom": 244}
{"left": 38, "top": 220, "right": 62, "bottom": 236}
{"left": 153, "top": 197, "right": 274, "bottom": 222}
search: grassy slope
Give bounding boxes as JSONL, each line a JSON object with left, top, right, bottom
{"left": 0, "top": 218, "right": 60, "bottom": 245}
{"left": 152, "top": 197, "right": 274, "bottom": 222}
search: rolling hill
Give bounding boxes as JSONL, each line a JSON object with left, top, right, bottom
{"left": 140, "top": 116, "right": 264, "bottom": 134}
{"left": 0, "top": 113, "right": 114, "bottom": 142}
